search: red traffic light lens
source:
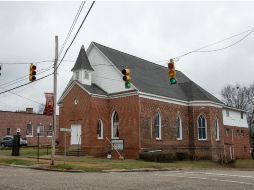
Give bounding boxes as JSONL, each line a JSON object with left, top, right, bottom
{"left": 32, "top": 65, "right": 36, "bottom": 70}
{"left": 168, "top": 63, "right": 174, "bottom": 70}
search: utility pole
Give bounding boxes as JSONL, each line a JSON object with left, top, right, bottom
{"left": 51, "top": 35, "right": 58, "bottom": 166}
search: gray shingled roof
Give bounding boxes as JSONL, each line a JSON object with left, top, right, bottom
{"left": 71, "top": 45, "right": 94, "bottom": 71}
{"left": 77, "top": 81, "right": 108, "bottom": 96}
{"left": 93, "top": 42, "right": 223, "bottom": 104}
{"left": 58, "top": 80, "right": 107, "bottom": 105}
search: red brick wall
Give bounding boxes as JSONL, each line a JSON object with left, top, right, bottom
{"left": 224, "top": 125, "right": 251, "bottom": 159}
{"left": 139, "top": 98, "right": 224, "bottom": 160}
{"left": 58, "top": 84, "right": 250, "bottom": 160}
{"left": 58, "top": 84, "right": 140, "bottom": 159}
{"left": 0, "top": 111, "right": 59, "bottom": 145}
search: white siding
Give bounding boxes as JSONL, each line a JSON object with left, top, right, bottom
{"left": 223, "top": 108, "right": 248, "bottom": 128}
{"left": 87, "top": 45, "right": 135, "bottom": 94}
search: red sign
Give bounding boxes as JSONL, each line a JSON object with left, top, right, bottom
{"left": 43, "top": 93, "right": 54, "bottom": 115}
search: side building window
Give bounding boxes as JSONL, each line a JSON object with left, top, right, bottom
{"left": 47, "top": 125, "right": 53, "bottom": 137}
{"left": 197, "top": 115, "right": 207, "bottom": 140}
{"left": 97, "top": 120, "right": 103, "bottom": 139}
{"left": 26, "top": 123, "right": 33, "bottom": 137}
{"left": 37, "top": 125, "right": 44, "bottom": 137}
{"left": 214, "top": 118, "right": 219, "bottom": 141}
{"left": 155, "top": 112, "right": 161, "bottom": 140}
{"left": 176, "top": 115, "right": 183, "bottom": 140}
{"left": 6, "top": 128, "right": 11, "bottom": 136}
{"left": 112, "top": 111, "right": 119, "bottom": 139}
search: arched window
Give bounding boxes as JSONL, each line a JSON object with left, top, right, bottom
{"left": 111, "top": 111, "right": 119, "bottom": 139}
{"left": 97, "top": 120, "right": 103, "bottom": 139}
{"left": 176, "top": 115, "right": 183, "bottom": 140}
{"left": 155, "top": 112, "right": 161, "bottom": 140}
{"left": 197, "top": 115, "right": 207, "bottom": 140}
{"left": 214, "top": 118, "right": 219, "bottom": 141}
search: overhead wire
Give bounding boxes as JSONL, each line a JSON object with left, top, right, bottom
{"left": 0, "top": 65, "right": 53, "bottom": 88}
{"left": 0, "top": 2, "right": 95, "bottom": 96}
{"left": 0, "top": 73, "right": 53, "bottom": 95}
{"left": 57, "top": 1, "right": 95, "bottom": 70}
{"left": 155, "top": 27, "right": 254, "bottom": 63}
{"left": 58, "top": 1, "right": 86, "bottom": 57}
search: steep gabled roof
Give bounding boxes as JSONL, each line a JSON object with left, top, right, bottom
{"left": 92, "top": 42, "right": 223, "bottom": 104}
{"left": 71, "top": 45, "right": 94, "bottom": 71}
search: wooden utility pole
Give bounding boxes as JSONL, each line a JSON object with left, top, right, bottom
{"left": 51, "top": 35, "right": 58, "bottom": 165}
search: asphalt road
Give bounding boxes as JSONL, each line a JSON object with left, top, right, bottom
{"left": 0, "top": 166, "right": 254, "bottom": 190}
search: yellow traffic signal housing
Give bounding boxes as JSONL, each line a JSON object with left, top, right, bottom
{"left": 122, "top": 67, "right": 131, "bottom": 88}
{"left": 168, "top": 59, "right": 177, "bottom": 84}
{"left": 29, "top": 64, "right": 36, "bottom": 82}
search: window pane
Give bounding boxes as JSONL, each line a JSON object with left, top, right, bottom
{"left": 47, "top": 125, "right": 53, "bottom": 136}
{"left": 112, "top": 112, "right": 119, "bottom": 138}
{"left": 26, "top": 124, "right": 33, "bottom": 136}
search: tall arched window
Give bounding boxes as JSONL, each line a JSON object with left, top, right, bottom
{"left": 111, "top": 111, "right": 119, "bottom": 139}
{"left": 155, "top": 112, "right": 161, "bottom": 140}
{"left": 214, "top": 118, "right": 219, "bottom": 141}
{"left": 176, "top": 115, "right": 183, "bottom": 140}
{"left": 197, "top": 115, "right": 207, "bottom": 140}
{"left": 97, "top": 120, "right": 103, "bottom": 139}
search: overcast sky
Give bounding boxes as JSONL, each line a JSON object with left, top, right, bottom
{"left": 0, "top": 1, "right": 254, "bottom": 113}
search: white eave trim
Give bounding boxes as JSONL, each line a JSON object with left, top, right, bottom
{"left": 223, "top": 105, "right": 246, "bottom": 112}
{"left": 139, "top": 91, "right": 223, "bottom": 108}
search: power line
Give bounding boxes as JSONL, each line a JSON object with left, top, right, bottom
{"left": 0, "top": 65, "right": 53, "bottom": 88}
{"left": 0, "top": 86, "right": 43, "bottom": 105}
{"left": 195, "top": 30, "right": 254, "bottom": 53}
{"left": 0, "top": 60, "right": 54, "bottom": 65}
{"left": 0, "top": 73, "right": 53, "bottom": 95}
{"left": 59, "top": 1, "right": 86, "bottom": 57}
{"left": 155, "top": 27, "right": 254, "bottom": 63}
{"left": 57, "top": 1, "right": 95, "bottom": 70}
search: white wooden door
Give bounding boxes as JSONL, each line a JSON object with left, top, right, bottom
{"left": 71, "top": 124, "right": 81, "bottom": 145}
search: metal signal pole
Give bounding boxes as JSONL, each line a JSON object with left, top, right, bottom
{"left": 51, "top": 36, "right": 58, "bottom": 166}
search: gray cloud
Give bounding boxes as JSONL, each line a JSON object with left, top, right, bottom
{"left": 0, "top": 1, "right": 254, "bottom": 112}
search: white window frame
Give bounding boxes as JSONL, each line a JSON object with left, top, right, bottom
{"left": 84, "top": 71, "right": 89, "bottom": 79}
{"left": 176, "top": 115, "right": 183, "bottom": 140}
{"left": 197, "top": 115, "right": 207, "bottom": 140}
{"left": 75, "top": 71, "right": 79, "bottom": 80}
{"left": 97, "top": 119, "right": 104, "bottom": 140}
{"left": 214, "top": 118, "right": 220, "bottom": 141}
{"left": 6, "top": 128, "right": 11, "bottom": 136}
{"left": 226, "top": 110, "right": 229, "bottom": 117}
{"left": 26, "top": 123, "right": 33, "bottom": 137}
{"left": 37, "top": 125, "right": 44, "bottom": 137}
{"left": 111, "top": 111, "right": 119, "bottom": 139}
{"left": 155, "top": 112, "right": 162, "bottom": 140}
{"left": 47, "top": 125, "right": 53, "bottom": 137}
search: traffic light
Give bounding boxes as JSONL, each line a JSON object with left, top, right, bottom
{"left": 122, "top": 67, "right": 131, "bottom": 88}
{"left": 29, "top": 63, "right": 36, "bottom": 82}
{"left": 0, "top": 64, "right": 2, "bottom": 76}
{"left": 168, "top": 59, "right": 177, "bottom": 84}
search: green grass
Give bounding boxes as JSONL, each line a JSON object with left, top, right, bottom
{"left": 1, "top": 147, "right": 254, "bottom": 171}
{"left": 0, "top": 147, "right": 51, "bottom": 157}
{"left": 0, "top": 158, "right": 36, "bottom": 166}
{"left": 232, "top": 159, "right": 254, "bottom": 169}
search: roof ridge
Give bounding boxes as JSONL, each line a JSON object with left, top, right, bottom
{"left": 92, "top": 41, "right": 168, "bottom": 70}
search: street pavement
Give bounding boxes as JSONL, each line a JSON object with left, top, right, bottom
{"left": 0, "top": 166, "right": 254, "bottom": 190}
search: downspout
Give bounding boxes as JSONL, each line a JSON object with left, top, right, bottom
{"left": 232, "top": 126, "right": 235, "bottom": 160}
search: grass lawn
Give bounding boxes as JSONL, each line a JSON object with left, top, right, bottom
{"left": 0, "top": 146, "right": 51, "bottom": 157}
{"left": 1, "top": 147, "right": 254, "bottom": 171}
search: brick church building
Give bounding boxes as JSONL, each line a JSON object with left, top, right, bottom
{"left": 58, "top": 42, "right": 251, "bottom": 160}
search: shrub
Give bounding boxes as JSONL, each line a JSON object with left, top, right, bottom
{"left": 175, "top": 152, "right": 189, "bottom": 160}
{"left": 139, "top": 152, "right": 174, "bottom": 162}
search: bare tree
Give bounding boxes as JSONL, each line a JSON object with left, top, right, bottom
{"left": 221, "top": 84, "right": 250, "bottom": 110}
{"left": 221, "top": 84, "right": 254, "bottom": 146}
